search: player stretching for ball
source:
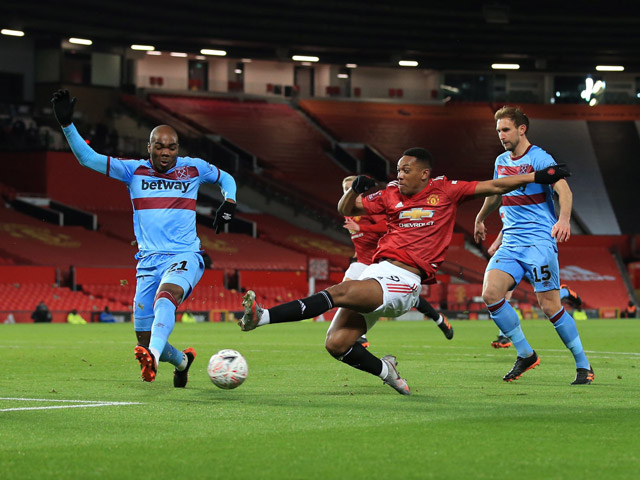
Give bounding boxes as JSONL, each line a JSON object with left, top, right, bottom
{"left": 239, "top": 147, "right": 569, "bottom": 395}
{"left": 474, "top": 106, "right": 593, "bottom": 385}
{"left": 341, "top": 175, "right": 453, "bottom": 346}
{"left": 52, "top": 90, "right": 237, "bottom": 387}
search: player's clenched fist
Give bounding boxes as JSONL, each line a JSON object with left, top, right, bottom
{"left": 51, "top": 89, "right": 77, "bottom": 127}
{"left": 534, "top": 163, "right": 571, "bottom": 184}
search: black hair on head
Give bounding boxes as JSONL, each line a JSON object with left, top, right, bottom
{"left": 402, "top": 147, "right": 433, "bottom": 168}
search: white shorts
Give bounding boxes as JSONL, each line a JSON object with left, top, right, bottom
{"left": 358, "top": 261, "right": 421, "bottom": 330}
{"left": 344, "top": 261, "right": 368, "bottom": 281}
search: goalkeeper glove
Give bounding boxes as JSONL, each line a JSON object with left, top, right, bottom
{"left": 534, "top": 164, "right": 571, "bottom": 184}
{"left": 50, "top": 89, "right": 77, "bottom": 127}
{"left": 213, "top": 201, "right": 236, "bottom": 234}
{"left": 351, "top": 175, "right": 376, "bottom": 194}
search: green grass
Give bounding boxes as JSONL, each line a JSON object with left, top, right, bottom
{"left": 1, "top": 319, "right": 639, "bottom": 479}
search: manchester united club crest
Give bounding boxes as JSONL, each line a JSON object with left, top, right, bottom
{"left": 426, "top": 194, "right": 439, "bottom": 206}
{"left": 175, "top": 167, "right": 189, "bottom": 179}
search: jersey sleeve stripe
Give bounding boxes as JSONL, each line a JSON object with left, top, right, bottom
{"left": 106, "top": 156, "right": 111, "bottom": 177}
{"left": 502, "top": 192, "right": 546, "bottom": 206}
{"left": 132, "top": 197, "right": 197, "bottom": 211}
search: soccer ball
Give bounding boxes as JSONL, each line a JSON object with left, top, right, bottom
{"left": 207, "top": 349, "right": 248, "bottom": 389}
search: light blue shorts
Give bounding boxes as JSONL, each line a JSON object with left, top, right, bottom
{"left": 487, "top": 243, "right": 559, "bottom": 293}
{"left": 133, "top": 252, "right": 205, "bottom": 331}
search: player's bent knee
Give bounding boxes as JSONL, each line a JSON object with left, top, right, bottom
{"left": 325, "top": 333, "right": 353, "bottom": 358}
{"left": 482, "top": 287, "right": 504, "bottom": 305}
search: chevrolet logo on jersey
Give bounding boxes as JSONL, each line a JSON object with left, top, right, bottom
{"left": 399, "top": 208, "right": 434, "bottom": 221}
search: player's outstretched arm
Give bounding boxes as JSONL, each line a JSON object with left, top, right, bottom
{"left": 474, "top": 164, "right": 571, "bottom": 197}
{"left": 51, "top": 90, "right": 109, "bottom": 174}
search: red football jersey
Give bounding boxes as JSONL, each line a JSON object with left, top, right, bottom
{"left": 346, "top": 214, "right": 387, "bottom": 265}
{"left": 361, "top": 176, "right": 478, "bottom": 279}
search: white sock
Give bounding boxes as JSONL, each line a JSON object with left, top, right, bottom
{"left": 149, "top": 347, "right": 161, "bottom": 367}
{"left": 176, "top": 352, "right": 188, "bottom": 371}
{"left": 434, "top": 315, "right": 443, "bottom": 325}
{"left": 379, "top": 361, "right": 389, "bottom": 379}
{"left": 257, "top": 309, "right": 271, "bottom": 326}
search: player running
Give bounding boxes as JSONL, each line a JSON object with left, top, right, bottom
{"left": 341, "top": 175, "right": 453, "bottom": 346}
{"left": 51, "top": 89, "right": 237, "bottom": 387}
{"left": 239, "top": 147, "right": 569, "bottom": 395}
{"left": 474, "top": 105, "right": 593, "bottom": 385}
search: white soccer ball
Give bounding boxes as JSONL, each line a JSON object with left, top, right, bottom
{"left": 207, "top": 349, "right": 248, "bottom": 389}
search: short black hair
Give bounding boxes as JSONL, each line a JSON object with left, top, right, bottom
{"left": 402, "top": 147, "right": 433, "bottom": 169}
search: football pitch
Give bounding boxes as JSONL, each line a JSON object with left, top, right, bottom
{"left": 1, "top": 319, "right": 638, "bottom": 480}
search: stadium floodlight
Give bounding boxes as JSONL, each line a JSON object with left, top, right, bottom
{"left": 492, "top": 63, "right": 520, "bottom": 70}
{"left": 131, "top": 45, "right": 155, "bottom": 51}
{"left": 1, "top": 29, "right": 25, "bottom": 37}
{"left": 201, "top": 49, "right": 227, "bottom": 56}
{"left": 596, "top": 65, "right": 624, "bottom": 72}
{"left": 69, "top": 38, "right": 92, "bottom": 46}
{"left": 292, "top": 55, "right": 319, "bottom": 62}
{"left": 146, "top": 51, "right": 162, "bottom": 56}
{"left": 398, "top": 60, "right": 418, "bottom": 67}
{"left": 346, "top": 64, "right": 357, "bottom": 68}
{"left": 170, "top": 52, "right": 188, "bottom": 57}
{"left": 241, "top": 58, "right": 252, "bottom": 63}
{"left": 337, "top": 73, "right": 349, "bottom": 79}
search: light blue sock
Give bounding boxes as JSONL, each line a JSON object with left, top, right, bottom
{"left": 487, "top": 298, "right": 534, "bottom": 358}
{"left": 160, "top": 343, "right": 184, "bottom": 367}
{"left": 549, "top": 308, "right": 590, "bottom": 369}
{"left": 149, "top": 297, "right": 176, "bottom": 363}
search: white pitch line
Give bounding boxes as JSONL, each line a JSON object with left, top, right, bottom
{"left": 412, "top": 345, "right": 640, "bottom": 356}
{"left": 0, "top": 397, "right": 141, "bottom": 412}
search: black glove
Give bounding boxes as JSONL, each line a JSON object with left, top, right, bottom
{"left": 50, "top": 89, "right": 77, "bottom": 127}
{"left": 213, "top": 201, "right": 236, "bottom": 234}
{"left": 351, "top": 175, "right": 376, "bottom": 194}
{"left": 534, "top": 163, "right": 571, "bottom": 184}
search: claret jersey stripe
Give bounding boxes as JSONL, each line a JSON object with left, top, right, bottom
{"left": 497, "top": 164, "right": 534, "bottom": 176}
{"left": 132, "top": 197, "right": 197, "bottom": 210}
{"left": 133, "top": 165, "right": 199, "bottom": 179}
{"left": 501, "top": 192, "right": 547, "bottom": 207}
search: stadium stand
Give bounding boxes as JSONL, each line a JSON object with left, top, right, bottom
{"left": 120, "top": 93, "right": 205, "bottom": 140}
{"left": 197, "top": 231, "right": 308, "bottom": 270}
{"left": 298, "top": 100, "right": 502, "bottom": 181}
{"left": 147, "top": 95, "right": 348, "bottom": 208}
{"left": 238, "top": 212, "right": 352, "bottom": 270}
{"left": 0, "top": 206, "right": 137, "bottom": 268}
{"left": 558, "top": 244, "right": 630, "bottom": 311}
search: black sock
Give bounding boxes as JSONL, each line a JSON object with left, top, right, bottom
{"left": 269, "top": 290, "right": 334, "bottom": 324}
{"left": 332, "top": 343, "right": 383, "bottom": 376}
{"left": 415, "top": 296, "right": 439, "bottom": 321}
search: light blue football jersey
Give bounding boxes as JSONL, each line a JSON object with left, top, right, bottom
{"left": 494, "top": 145, "right": 558, "bottom": 247}
{"left": 63, "top": 124, "right": 236, "bottom": 259}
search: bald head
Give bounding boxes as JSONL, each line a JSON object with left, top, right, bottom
{"left": 149, "top": 125, "right": 179, "bottom": 144}
{"left": 147, "top": 125, "right": 179, "bottom": 173}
